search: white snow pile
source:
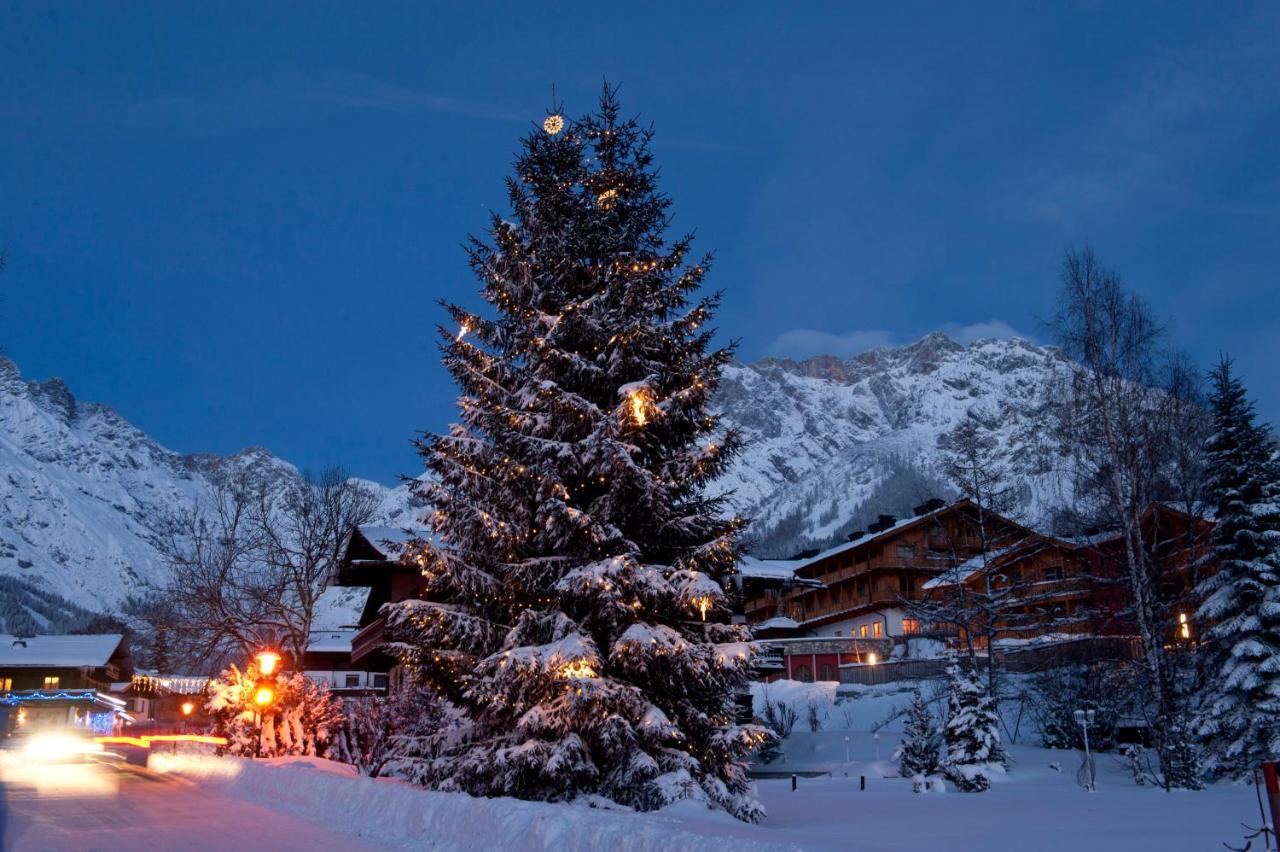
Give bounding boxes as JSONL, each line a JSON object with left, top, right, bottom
{"left": 150, "top": 754, "right": 795, "bottom": 852}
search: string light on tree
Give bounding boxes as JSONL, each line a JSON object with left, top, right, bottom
{"left": 691, "top": 595, "right": 713, "bottom": 621}
{"left": 543, "top": 114, "right": 565, "bottom": 135}
{"left": 457, "top": 320, "right": 471, "bottom": 342}
{"left": 560, "top": 658, "right": 597, "bottom": 679}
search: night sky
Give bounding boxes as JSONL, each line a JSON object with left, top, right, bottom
{"left": 3, "top": 3, "right": 1277, "bottom": 484}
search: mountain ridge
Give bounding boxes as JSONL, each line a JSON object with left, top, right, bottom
{"left": 0, "top": 331, "right": 1068, "bottom": 622}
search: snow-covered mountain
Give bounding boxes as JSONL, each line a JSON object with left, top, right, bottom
{"left": 0, "top": 356, "right": 419, "bottom": 629}
{"left": 0, "top": 332, "right": 1069, "bottom": 622}
{"left": 713, "top": 333, "right": 1067, "bottom": 555}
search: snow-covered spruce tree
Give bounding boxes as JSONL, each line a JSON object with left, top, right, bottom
{"left": 1195, "top": 358, "right": 1280, "bottom": 778}
{"left": 385, "top": 88, "right": 770, "bottom": 821}
{"left": 942, "top": 662, "right": 1002, "bottom": 792}
{"left": 897, "top": 689, "right": 940, "bottom": 785}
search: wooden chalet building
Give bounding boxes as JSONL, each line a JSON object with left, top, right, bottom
{"left": 743, "top": 499, "right": 1216, "bottom": 683}
{"left": 0, "top": 634, "right": 135, "bottom": 734}
{"left": 304, "top": 521, "right": 430, "bottom": 695}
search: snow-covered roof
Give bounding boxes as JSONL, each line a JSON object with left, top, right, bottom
{"left": 752, "top": 616, "right": 800, "bottom": 632}
{"left": 307, "top": 630, "right": 356, "bottom": 654}
{"left": 737, "top": 556, "right": 807, "bottom": 581}
{"left": 355, "top": 524, "right": 425, "bottom": 557}
{"left": 0, "top": 634, "right": 125, "bottom": 667}
{"left": 311, "top": 586, "right": 370, "bottom": 631}
{"left": 921, "top": 546, "right": 1019, "bottom": 590}
{"left": 786, "top": 503, "right": 958, "bottom": 576}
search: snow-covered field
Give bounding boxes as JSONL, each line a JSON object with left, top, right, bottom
{"left": 149, "top": 680, "right": 1268, "bottom": 852}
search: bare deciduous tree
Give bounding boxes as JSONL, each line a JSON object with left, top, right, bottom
{"left": 153, "top": 466, "right": 379, "bottom": 672}
{"left": 1042, "top": 247, "right": 1205, "bottom": 789}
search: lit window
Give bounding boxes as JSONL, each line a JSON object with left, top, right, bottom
{"left": 43, "top": 676, "right": 60, "bottom": 690}
{"left": 902, "top": 618, "right": 921, "bottom": 635}
{"left": 873, "top": 622, "right": 883, "bottom": 638}
{"left": 859, "top": 625, "right": 868, "bottom": 638}
{"left": 0, "top": 677, "right": 11, "bottom": 692}
{"left": 1179, "top": 612, "right": 1191, "bottom": 640}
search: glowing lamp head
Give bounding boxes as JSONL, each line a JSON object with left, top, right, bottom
{"left": 253, "top": 686, "right": 275, "bottom": 707}
{"left": 181, "top": 701, "right": 195, "bottom": 716}
{"left": 867, "top": 652, "right": 878, "bottom": 666}
{"left": 255, "top": 650, "right": 281, "bottom": 676}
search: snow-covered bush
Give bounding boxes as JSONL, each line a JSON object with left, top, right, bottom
{"left": 1027, "top": 664, "right": 1127, "bottom": 751}
{"left": 335, "top": 685, "right": 451, "bottom": 778}
{"left": 206, "top": 663, "right": 344, "bottom": 758}
{"left": 942, "top": 662, "right": 1002, "bottom": 792}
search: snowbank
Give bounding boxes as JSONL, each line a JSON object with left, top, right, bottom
{"left": 149, "top": 754, "right": 795, "bottom": 852}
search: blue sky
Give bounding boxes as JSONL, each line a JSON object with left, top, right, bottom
{"left": 2, "top": 3, "right": 1277, "bottom": 484}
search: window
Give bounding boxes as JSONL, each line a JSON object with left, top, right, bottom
{"left": 859, "top": 625, "right": 868, "bottom": 638}
{"left": 1045, "top": 566, "right": 1063, "bottom": 582}
{"left": 344, "top": 673, "right": 361, "bottom": 688}
{"left": 820, "top": 664, "right": 836, "bottom": 681}
{"left": 901, "top": 618, "right": 921, "bottom": 635}
{"left": 0, "top": 677, "right": 10, "bottom": 692}
{"left": 896, "top": 545, "right": 915, "bottom": 560}
{"left": 872, "top": 622, "right": 883, "bottom": 638}
{"left": 1004, "top": 568, "right": 1021, "bottom": 586}
{"left": 372, "top": 674, "right": 389, "bottom": 689}
{"left": 898, "top": 574, "right": 916, "bottom": 594}
{"left": 795, "top": 665, "right": 813, "bottom": 683}
{"left": 42, "top": 676, "right": 59, "bottom": 690}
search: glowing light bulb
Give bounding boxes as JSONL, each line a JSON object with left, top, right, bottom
{"left": 629, "top": 391, "right": 648, "bottom": 426}
{"left": 560, "top": 659, "right": 596, "bottom": 679}
{"left": 597, "top": 187, "right": 619, "bottom": 207}
{"left": 543, "top": 114, "right": 565, "bottom": 135}
{"left": 692, "top": 595, "right": 712, "bottom": 621}
{"left": 457, "top": 321, "right": 470, "bottom": 342}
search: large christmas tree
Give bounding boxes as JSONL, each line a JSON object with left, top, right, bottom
{"left": 385, "top": 87, "right": 769, "bottom": 820}
{"left": 1195, "top": 358, "right": 1280, "bottom": 778}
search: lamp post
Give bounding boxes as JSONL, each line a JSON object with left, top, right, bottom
{"left": 252, "top": 647, "right": 280, "bottom": 758}
{"left": 1074, "top": 707, "right": 1097, "bottom": 791}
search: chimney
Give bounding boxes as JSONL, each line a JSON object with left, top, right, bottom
{"left": 867, "top": 514, "right": 897, "bottom": 534}
{"left": 845, "top": 530, "right": 865, "bottom": 542}
{"left": 913, "top": 498, "right": 946, "bottom": 517}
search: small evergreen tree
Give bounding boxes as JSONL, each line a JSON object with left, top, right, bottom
{"left": 897, "top": 689, "right": 940, "bottom": 783}
{"left": 385, "top": 87, "right": 769, "bottom": 820}
{"left": 1195, "top": 358, "right": 1280, "bottom": 778}
{"left": 942, "top": 662, "right": 1002, "bottom": 792}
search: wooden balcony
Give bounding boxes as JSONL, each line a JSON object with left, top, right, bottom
{"left": 350, "top": 616, "right": 387, "bottom": 665}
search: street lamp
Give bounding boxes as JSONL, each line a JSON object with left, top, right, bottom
{"left": 255, "top": 649, "right": 281, "bottom": 676}
{"left": 1074, "top": 707, "right": 1097, "bottom": 791}
{"left": 181, "top": 701, "right": 194, "bottom": 717}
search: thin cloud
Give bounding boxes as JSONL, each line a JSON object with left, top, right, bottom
{"left": 766, "top": 319, "right": 1029, "bottom": 359}
{"left": 766, "top": 328, "right": 895, "bottom": 359}
{"left": 268, "top": 71, "right": 524, "bottom": 123}
{"left": 941, "top": 319, "right": 1031, "bottom": 345}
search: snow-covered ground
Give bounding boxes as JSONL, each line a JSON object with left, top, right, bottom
{"left": 143, "top": 679, "right": 1267, "bottom": 852}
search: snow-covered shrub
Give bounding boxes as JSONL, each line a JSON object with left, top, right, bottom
{"left": 337, "top": 685, "right": 450, "bottom": 778}
{"left": 896, "top": 690, "right": 940, "bottom": 784}
{"left": 1027, "top": 664, "right": 1127, "bottom": 751}
{"left": 206, "top": 663, "right": 344, "bottom": 758}
{"left": 760, "top": 692, "right": 798, "bottom": 740}
{"left": 804, "top": 699, "right": 826, "bottom": 733}
{"left": 942, "top": 662, "right": 1002, "bottom": 792}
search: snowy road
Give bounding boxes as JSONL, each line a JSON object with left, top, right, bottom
{"left": 1, "top": 760, "right": 384, "bottom": 851}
